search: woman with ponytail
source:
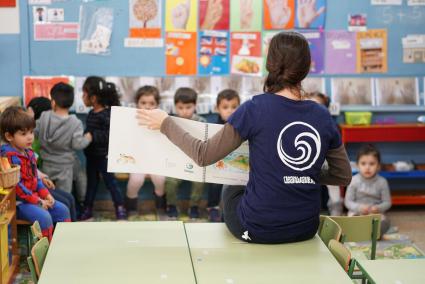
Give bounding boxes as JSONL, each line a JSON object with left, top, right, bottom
{"left": 137, "top": 32, "right": 351, "bottom": 244}
{"left": 80, "top": 76, "right": 127, "bottom": 220}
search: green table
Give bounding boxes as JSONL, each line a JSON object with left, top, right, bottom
{"left": 184, "top": 223, "right": 353, "bottom": 284}
{"left": 356, "top": 259, "right": 425, "bottom": 284}
{"left": 38, "top": 221, "right": 196, "bottom": 284}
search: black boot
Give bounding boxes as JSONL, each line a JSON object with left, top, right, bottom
{"left": 125, "top": 197, "right": 138, "bottom": 213}
{"left": 155, "top": 195, "right": 167, "bottom": 210}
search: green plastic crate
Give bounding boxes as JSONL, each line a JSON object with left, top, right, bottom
{"left": 345, "top": 112, "right": 372, "bottom": 125}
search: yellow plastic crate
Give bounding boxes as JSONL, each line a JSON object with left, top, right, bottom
{"left": 345, "top": 112, "right": 372, "bottom": 125}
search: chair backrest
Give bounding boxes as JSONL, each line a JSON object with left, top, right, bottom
{"left": 318, "top": 216, "right": 342, "bottom": 246}
{"left": 329, "top": 214, "right": 381, "bottom": 259}
{"left": 328, "top": 239, "right": 351, "bottom": 272}
{"left": 31, "top": 237, "right": 49, "bottom": 277}
{"left": 27, "top": 256, "right": 38, "bottom": 284}
{"left": 31, "top": 221, "right": 43, "bottom": 243}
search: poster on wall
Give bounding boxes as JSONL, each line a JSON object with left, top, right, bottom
{"left": 301, "top": 77, "right": 326, "bottom": 94}
{"left": 407, "top": 0, "right": 425, "bottom": 5}
{"left": 402, "top": 34, "right": 425, "bottom": 63}
{"left": 33, "top": 6, "right": 47, "bottom": 23}
{"left": 34, "top": 22, "right": 78, "bottom": 41}
{"left": 127, "top": 0, "right": 163, "bottom": 47}
{"left": 295, "top": 0, "right": 326, "bottom": 29}
{"left": 74, "top": 77, "right": 92, "bottom": 114}
{"left": 0, "top": 0, "right": 16, "bottom": 7}
{"left": 348, "top": 14, "right": 367, "bottom": 32}
{"left": 263, "top": 0, "right": 295, "bottom": 30}
{"left": 262, "top": 31, "right": 279, "bottom": 73}
{"left": 199, "top": 0, "right": 229, "bottom": 30}
{"left": 325, "top": 30, "right": 357, "bottom": 74}
{"left": 47, "top": 8, "right": 64, "bottom": 22}
{"left": 376, "top": 77, "right": 420, "bottom": 106}
{"left": 165, "top": 0, "right": 197, "bottom": 32}
{"left": 230, "top": 0, "right": 262, "bottom": 31}
{"left": 299, "top": 30, "right": 325, "bottom": 74}
{"left": 356, "top": 29, "right": 388, "bottom": 73}
{"left": 198, "top": 30, "right": 230, "bottom": 75}
{"left": 23, "top": 76, "right": 70, "bottom": 107}
{"left": 331, "top": 78, "right": 374, "bottom": 106}
{"left": 230, "top": 32, "right": 262, "bottom": 76}
{"left": 166, "top": 32, "right": 197, "bottom": 75}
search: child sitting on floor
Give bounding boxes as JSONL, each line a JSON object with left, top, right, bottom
{"left": 0, "top": 106, "right": 70, "bottom": 240}
{"left": 344, "top": 144, "right": 392, "bottom": 234}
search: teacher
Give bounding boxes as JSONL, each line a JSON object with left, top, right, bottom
{"left": 137, "top": 31, "right": 352, "bottom": 244}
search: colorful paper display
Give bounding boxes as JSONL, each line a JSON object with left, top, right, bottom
{"left": 199, "top": 30, "right": 230, "bottom": 75}
{"left": 166, "top": 32, "right": 197, "bottom": 75}
{"left": 231, "top": 32, "right": 262, "bottom": 76}
{"left": 165, "top": 0, "right": 198, "bottom": 32}
{"left": 129, "top": 0, "right": 162, "bottom": 38}
{"left": 263, "top": 0, "right": 295, "bottom": 30}
{"left": 24, "top": 76, "right": 70, "bottom": 107}
{"left": 230, "top": 0, "right": 262, "bottom": 31}
{"left": 356, "top": 29, "right": 388, "bottom": 73}
{"left": 199, "top": 0, "right": 229, "bottom": 30}
{"left": 325, "top": 30, "right": 357, "bottom": 74}
{"left": 295, "top": 0, "right": 326, "bottom": 29}
{"left": 299, "top": 30, "right": 325, "bottom": 74}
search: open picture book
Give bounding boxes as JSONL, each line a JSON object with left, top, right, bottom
{"left": 108, "top": 106, "right": 249, "bottom": 185}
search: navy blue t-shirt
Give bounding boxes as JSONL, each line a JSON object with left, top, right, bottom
{"left": 228, "top": 93, "right": 341, "bottom": 243}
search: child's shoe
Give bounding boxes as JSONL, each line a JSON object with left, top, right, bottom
{"left": 208, "top": 207, "right": 221, "bottom": 222}
{"left": 116, "top": 206, "right": 128, "bottom": 221}
{"left": 155, "top": 195, "right": 167, "bottom": 210}
{"left": 166, "top": 205, "right": 178, "bottom": 218}
{"left": 189, "top": 206, "right": 200, "bottom": 219}
{"left": 80, "top": 207, "right": 93, "bottom": 221}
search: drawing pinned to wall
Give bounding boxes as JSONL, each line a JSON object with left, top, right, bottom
{"left": 74, "top": 77, "right": 92, "bottom": 113}
{"left": 165, "top": 0, "right": 197, "bottom": 32}
{"left": 331, "top": 78, "right": 374, "bottom": 106}
{"left": 199, "top": 0, "right": 229, "bottom": 30}
{"left": 241, "top": 76, "right": 264, "bottom": 100}
{"left": 262, "top": 30, "right": 279, "bottom": 73}
{"left": 408, "top": 0, "right": 425, "bottom": 5}
{"left": 106, "top": 77, "right": 144, "bottom": 105}
{"left": 299, "top": 30, "right": 325, "bottom": 74}
{"left": 166, "top": 32, "right": 197, "bottom": 75}
{"left": 348, "top": 14, "right": 367, "bottom": 31}
{"left": 263, "top": 0, "right": 295, "bottom": 30}
{"left": 210, "top": 76, "right": 243, "bottom": 96}
{"left": 231, "top": 32, "right": 262, "bottom": 76}
{"left": 295, "top": 0, "right": 326, "bottom": 29}
{"left": 33, "top": 6, "right": 47, "bottom": 23}
{"left": 34, "top": 22, "right": 78, "bottom": 41}
{"left": 376, "top": 77, "right": 419, "bottom": 106}
{"left": 47, "top": 8, "right": 64, "bottom": 22}
{"left": 357, "top": 29, "right": 388, "bottom": 73}
{"left": 402, "top": 34, "right": 425, "bottom": 63}
{"left": 325, "top": 30, "right": 357, "bottom": 74}
{"left": 23, "top": 76, "right": 70, "bottom": 107}
{"left": 77, "top": 5, "right": 114, "bottom": 55}
{"left": 127, "top": 0, "right": 163, "bottom": 47}
{"left": 230, "top": 0, "right": 262, "bottom": 31}
{"left": 198, "top": 30, "right": 229, "bottom": 75}
{"left": 301, "top": 77, "right": 326, "bottom": 94}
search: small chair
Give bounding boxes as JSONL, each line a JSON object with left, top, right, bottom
{"left": 329, "top": 214, "right": 381, "bottom": 260}
{"left": 318, "top": 215, "right": 342, "bottom": 246}
{"left": 31, "top": 220, "right": 43, "bottom": 244}
{"left": 31, "top": 237, "right": 49, "bottom": 278}
{"left": 328, "top": 239, "right": 356, "bottom": 278}
{"left": 27, "top": 256, "right": 38, "bottom": 284}
{"left": 16, "top": 219, "right": 32, "bottom": 255}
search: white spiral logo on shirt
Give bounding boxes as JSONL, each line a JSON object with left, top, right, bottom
{"left": 276, "top": 121, "right": 321, "bottom": 171}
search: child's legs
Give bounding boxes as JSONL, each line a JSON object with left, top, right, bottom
{"left": 222, "top": 185, "right": 247, "bottom": 242}
{"left": 165, "top": 178, "right": 180, "bottom": 206}
{"left": 84, "top": 156, "right": 100, "bottom": 208}
{"left": 98, "top": 157, "right": 124, "bottom": 207}
{"left": 17, "top": 203, "right": 53, "bottom": 240}
{"left": 50, "top": 189, "right": 77, "bottom": 221}
{"left": 327, "top": 185, "right": 343, "bottom": 216}
{"left": 190, "top": 182, "right": 204, "bottom": 207}
{"left": 42, "top": 163, "right": 73, "bottom": 194}
{"left": 73, "top": 158, "right": 87, "bottom": 203}
{"left": 150, "top": 174, "right": 165, "bottom": 196}
{"left": 48, "top": 200, "right": 71, "bottom": 223}
{"left": 207, "top": 183, "right": 223, "bottom": 208}
{"left": 126, "top": 173, "right": 145, "bottom": 198}
{"left": 381, "top": 214, "right": 391, "bottom": 235}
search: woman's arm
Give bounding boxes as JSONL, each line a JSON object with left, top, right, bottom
{"left": 319, "top": 145, "right": 352, "bottom": 186}
{"left": 160, "top": 117, "right": 244, "bottom": 167}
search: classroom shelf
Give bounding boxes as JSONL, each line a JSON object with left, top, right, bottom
{"left": 341, "top": 124, "right": 425, "bottom": 205}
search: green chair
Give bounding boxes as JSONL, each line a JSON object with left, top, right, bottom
{"left": 329, "top": 214, "right": 381, "bottom": 260}
{"left": 27, "top": 256, "right": 38, "bottom": 284}
{"left": 31, "top": 237, "right": 49, "bottom": 278}
{"left": 30, "top": 220, "right": 43, "bottom": 244}
{"left": 318, "top": 215, "right": 342, "bottom": 246}
{"left": 328, "top": 239, "right": 356, "bottom": 278}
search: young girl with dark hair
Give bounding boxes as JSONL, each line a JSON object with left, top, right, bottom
{"left": 137, "top": 32, "right": 352, "bottom": 244}
{"left": 80, "top": 76, "right": 127, "bottom": 220}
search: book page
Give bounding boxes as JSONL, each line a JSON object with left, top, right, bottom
{"left": 204, "top": 123, "right": 249, "bottom": 185}
{"left": 107, "top": 106, "right": 205, "bottom": 182}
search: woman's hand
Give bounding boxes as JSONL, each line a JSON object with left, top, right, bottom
{"left": 136, "top": 109, "right": 169, "bottom": 130}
